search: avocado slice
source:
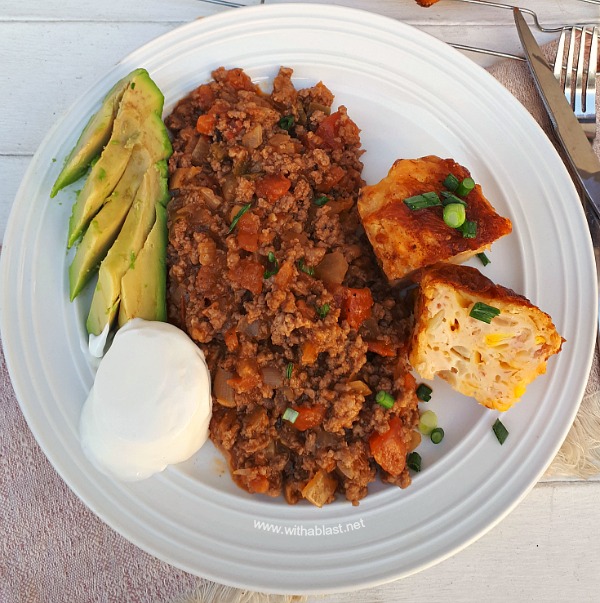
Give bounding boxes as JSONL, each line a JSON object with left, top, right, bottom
{"left": 50, "top": 68, "right": 146, "bottom": 198}
{"left": 86, "top": 160, "right": 168, "bottom": 336}
{"left": 68, "top": 113, "right": 172, "bottom": 300}
{"left": 67, "top": 70, "right": 165, "bottom": 248}
{"left": 118, "top": 201, "right": 168, "bottom": 326}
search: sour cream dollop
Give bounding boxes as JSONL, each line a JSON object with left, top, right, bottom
{"left": 80, "top": 318, "right": 212, "bottom": 481}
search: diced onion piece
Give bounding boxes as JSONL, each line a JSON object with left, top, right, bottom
{"left": 170, "top": 166, "right": 201, "bottom": 189}
{"left": 241, "top": 124, "right": 263, "bottom": 149}
{"left": 418, "top": 410, "right": 438, "bottom": 435}
{"left": 348, "top": 380, "right": 372, "bottom": 396}
{"left": 213, "top": 368, "right": 236, "bottom": 407}
{"left": 314, "top": 251, "right": 349, "bottom": 285}
{"left": 262, "top": 366, "right": 284, "bottom": 388}
{"left": 198, "top": 186, "right": 223, "bottom": 211}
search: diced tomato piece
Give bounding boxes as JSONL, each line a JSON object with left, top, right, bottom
{"left": 315, "top": 111, "right": 342, "bottom": 149}
{"left": 247, "top": 476, "right": 270, "bottom": 494}
{"left": 301, "top": 340, "right": 318, "bottom": 365}
{"left": 255, "top": 174, "right": 291, "bottom": 203}
{"left": 274, "top": 260, "right": 294, "bottom": 289}
{"left": 228, "top": 259, "right": 264, "bottom": 295}
{"left": 191, "top": 84, "right": 215, "bottom": 110}
{"left": 225, "top": 68, "right": 257, "bottom": 91}
{"left": 369, "top": 417, "right": 407, "bottom": 476}
{"left": 296, "top": 300, "right": 316, "bottom": 320}
{"left": 224, "top": 326, "right": 239, "bottom": 351}
{"left": 292, "top": 405, "right": 326, "bottom": 431}
{"left": 341, "top": 287, "right": 373, "bottom": 330}
{"left": 317, "top": 164, "right": 345, "bottom": 193}
{"left": 227, "top": 358, "right": 261, "bottom": 392}
{"left": 236, "top": 211, "right": 260, "bottom": 252}
{"left": 403, "top": 372, "right": 417, "bottom": 392}
{"left": 366, "top": 339, "right": 396, "bottom": 357}
{"left": 196, "top": 113, "right": 216, "bottom": 135}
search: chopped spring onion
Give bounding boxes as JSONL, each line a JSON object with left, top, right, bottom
{"left": 430, "top": 427, "right": 445, "bottom": 444}
{"left": 264, "top": 251, "right": 280, "bottom": 278}
{"left": 416, "top": 383, "right": 432, "bottom": 402}
{"left": 316, "top": 303, "right": 330, "bottom": 319}
{"left": 492, "top": 418, "right": 509, "bottom": 445}
{"left": 459, "top": 220, "right": 477, "bottom": 239}
{"left": 443, "top": 203, "right": 466, "bottom": 229}
{"left": 456, "top": 177, "right": 475, "bottom": 197}
{"left": 297, "top": 258, "right": 315, "bottom": 276}
{"left": 443, "top": 173, "right": 460, "bottom": 192}
{"left": 375, "top": 390, "right": 395, "bottom": 409}
{"left": 441, "top": 191, "right": 467, "bottom": 207}
{"left": 418, "top": 410, "right": 438, "bottom": 435}
{"left": 477, "top": 252, "right": 491, "bottom": 267}
{"left": 227, "top": 203, "right": 252, "bottom": 233}
{"left": 314, "top": 194, "right": 330, "bottom": 207}
{"left": 278, "top": 114, "right": 295, "bottom": 131}
{"left": 469, "top": 301, "right": 501, "bottom": 324}
{"left": 407, "top": 451, "right": 422, "bottom": 472}
{"left": 283, "top": 407, "right": 299, "bottom": 424}
{"left": 286, "top": 362, "right": 294, "bottom": 380}
{"left": 403, "top": 191, "right": 441, "bottom": 210}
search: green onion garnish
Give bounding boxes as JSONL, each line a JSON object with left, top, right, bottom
{"left": 469, "top": 301, "right": 501, "bottom": 324}
{"left": 403, "top": 191, "right": 442, "bottom": 210}
{"left": 455, "top": 177, "right": 475, "bottom": 197}
{"left": 313, "top": 194, "right": 330, "bottom": 207}
{"left": 227, "top": 203, "right": 252, "bottom": 234}
{"left": 407, "top": 451, "right": 422, "bottom": 472}
{"left": 443, "top": 203, "right": 466, "bottom": 229}
{"left": 492, "top": 418, "right": 509, "bottom": 445}
{"left": 443, "top": 173, "right": 460, "bottom": 192}
{"left": 283, "top": 407, "right": 299, "bottom": 423}
{"left": 375, "top": 390, "right": 394, "bottom": 409}
{"left": 459, "top": 220, "right": 477, "bottom": 238}
{"left": 286, "top": 362, "right": 294, "bottom": 380}
{"left": 477, "top": 252, "right": 491, "bottom": 267}
{"left": 416, "top": 384, "right": 432, "bottom": 402}
{"left": 278, "top": 114, "right": 295, "bottom": 131}
{"left": 264, "top": 251, "right": 280, "bottom": 279}
{"left": 297, "top": 258, "right": 315, "bottom": 276}
{"left": 316, "top": 303, "right": 330, "bottom": 319}
{"left": 430, "top": 427, "right": 445, "bottom": 444}
{"left": 441, "top": 191, "right": 467, "bottom": 207}
{"left": 418, "top": 410, "right": 438, "bottom": 435}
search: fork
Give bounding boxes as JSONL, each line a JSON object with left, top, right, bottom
{"left": 553, "top": 26, "right": 599, "bottom": 140}
{"left": 445, "top": 1, "right": 599, "bottom": 140}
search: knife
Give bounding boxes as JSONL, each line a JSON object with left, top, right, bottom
{"left": 513, "top": 8, "right": 600, "bottom": 222}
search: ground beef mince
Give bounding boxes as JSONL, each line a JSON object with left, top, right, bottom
{"left": 165, "top": 66, "right": 420, "bottom": 506}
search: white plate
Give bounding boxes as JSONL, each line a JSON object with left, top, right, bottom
{"left": 0, "top": 3, "right": 597, "bottom": 595}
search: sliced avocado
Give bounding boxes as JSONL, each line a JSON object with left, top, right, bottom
{"left": 67, "top": 70, "right": 166, "bottom": 248}
{"left": 118, "top": 201, "right": 168, "bottom": 326}
{"left": 68, "top": 113, "right": 172, "bottom": 300}
{"left": 86, "top": 160, "right": 167, "bottom": 336}
{"left": 50, "top": 68, "right": 146, "bottom": 198}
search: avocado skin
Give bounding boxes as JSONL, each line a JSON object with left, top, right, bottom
{"left": 68, "top": 112, "right": 172, "bottom": 300}
{"left": 86, "top": 160, "right": 167, "bottom": 336}
{"left": 67, "top": 70, "right": 165, "bottom": 249}
{"left": 118, "top": 200, "right": 168, "bottom": 326}
{"left": 50, "top": 68, "right": 146, "bottom": 198}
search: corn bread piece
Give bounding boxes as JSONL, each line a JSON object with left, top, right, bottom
{"left": 358, "top": 156, "right": 512, "bottom": 280}
{"left": 409, "top": 263, "right": 563, "bottom": 411}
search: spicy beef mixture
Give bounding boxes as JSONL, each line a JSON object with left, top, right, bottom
{"left": 165, "top": 66, "right": 420, "bottom": 506}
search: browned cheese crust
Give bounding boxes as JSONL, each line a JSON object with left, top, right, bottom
{"left": 415, "top": 0, "right": 440, "bottom": 5}
{"left": 409, "top": 263, "right": 564, "bottom": 411}
{"left": 357, "top": 156, "right": 512, "bottom": 281}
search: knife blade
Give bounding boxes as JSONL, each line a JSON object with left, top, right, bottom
{"left": 513, "top": 8, "right": 600, "bottom": 222}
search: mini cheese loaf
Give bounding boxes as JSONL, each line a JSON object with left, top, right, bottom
{"left": 357, "top": 156, "right": 512, "bottom": 280}
{"left": 409, "top": 263, "right": 563, "bottom": 412}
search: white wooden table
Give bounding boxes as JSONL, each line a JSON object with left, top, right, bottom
{"left": 2, "top": 1, "right": 600, "bottom": 601}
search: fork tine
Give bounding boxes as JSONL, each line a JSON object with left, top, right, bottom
{"left": 553, "top": 29, "right": 567, "bottom": 83}
{"left": 574, "top": 27, "right": 589, "bottom": 115}
{"left": 586, "top": 27, "right": 598, "bottom": 115}
{"left": 565, "top": 28, "right": 577, "bottom": 107}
